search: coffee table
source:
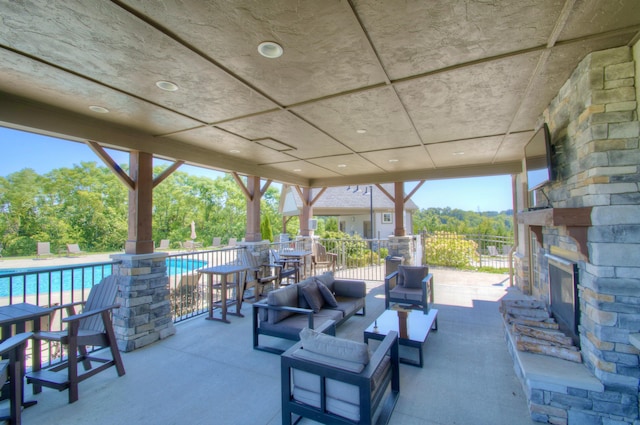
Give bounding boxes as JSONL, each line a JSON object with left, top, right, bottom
{"left": 364, "top": 308, "right": 438, "bottom": 368}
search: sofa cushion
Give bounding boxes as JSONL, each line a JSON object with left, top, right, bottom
{"left": 267, "top": 284, "right": 299, "bottom": 324}
{"left": 301, "top": 280, "right": 325, "bottom": 313}
{"left": 333, "top": 296, "right": 365, "bottom": 317}
{"left": 291, "top": 370, "right": 361, "bottom": 421}
{"left": 399, "top": 265, "right": 428, "bottom": 289}
{"left": 299, "top": 327, "right": 369, "bottom": 365}
{"left": 315, "top": 279, "right": 338, "bottom": 308}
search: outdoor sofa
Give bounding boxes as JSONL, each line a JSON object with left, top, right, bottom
{"left": 252, "top": 272, "right": 366, "bottom": 354}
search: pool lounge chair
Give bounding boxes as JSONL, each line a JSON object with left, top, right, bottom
{"left": 157, "top": 239, "right": 170, "bottom": 250}
{"left": 66, "top": 243, "right": 85, "bottom": 256}
{"left": 36, "top": 242, "right": 54, "bottom": 259}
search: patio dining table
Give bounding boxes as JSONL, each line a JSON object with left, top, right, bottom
{"left": 198, "top": 264, "right": 248, "bottom": 324}
{"left": 279, "top": 250, "right": 312, "bottom": 280}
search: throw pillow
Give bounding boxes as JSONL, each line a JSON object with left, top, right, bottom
{"left": 300, "top": 280, "right": 324, "bottom": 313}
{"left": 296, "top": 278, "right": 314, "bottom": 310}
{"left": 315, "top": 271, "right": 334, "bottom": 289}
{"left": 400, "top": 265, "right": 428, "bottom": 289}
{"left": 315, "top": 279, "right": 338, "bottom": 308}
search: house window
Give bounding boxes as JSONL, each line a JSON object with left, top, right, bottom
{"left": 382, "top": 213, "right": 393, "bottom": 224}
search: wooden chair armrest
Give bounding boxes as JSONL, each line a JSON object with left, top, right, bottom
{"left": 0, "top": 332, "right": 33, "bottom": 354}
{"left": 62, "top": 303, "right": 121, "bottom": 323}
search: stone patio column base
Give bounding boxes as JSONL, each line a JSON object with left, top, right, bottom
{"left": 110, "top": 252, "right": 176, "bottom": 352}
{"left": 387, "top": 235, "right": 416, "bottom": 265}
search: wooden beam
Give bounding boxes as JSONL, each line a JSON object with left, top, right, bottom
{"left": 86, "top": 141, "right": 134, "bottom": 190}
{"left": 153, "top": 160, "right": 184, "bottom": 188}
{"left": 232, "top": 172, "right": 252, "bottom": 201}
{"left": 260, "top": 179, "right": 273, "bottom": 197}
{"left": 404, "top": 180, "right": 425, "bottom": 203}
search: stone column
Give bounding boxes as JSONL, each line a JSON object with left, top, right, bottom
{"left": 387, "top": 235, "right": 415, "bottom": 265}
{"left": 110, "top": 252, "right": 175, "bottom": 352}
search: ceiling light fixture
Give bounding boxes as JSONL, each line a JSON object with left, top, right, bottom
{"left": 337, "top": 164, "right": 347, "bottom": 168}
{"left": 356, "top": 129, "right": 367, "bottom": 134}
{"left": 258, "top": 41, "right": 283, "bottom": 58}
{"left": 89, "top": 105, "right": 109, "bottom": 113}
{"left": 293, "top": 168, "right": 301, "bottom": 172}
{"left": 388, "top": 159, "right": 398, "bottom": 163}
{"left": 229, "top": 149, "right": 240, "bottom": 154}
{"left": 453, "top": 151, "right": 465, "bottom": 155}
{"left": 155, "top": 80, "right": 179, "bottom": 91}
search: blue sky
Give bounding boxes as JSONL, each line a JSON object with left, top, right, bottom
{"left": 0, "top": 127, "right": 514, "bottom": 212}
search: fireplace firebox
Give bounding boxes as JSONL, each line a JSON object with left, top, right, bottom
{"left": 546, "top": 254, "right": 580, "bottom": 347}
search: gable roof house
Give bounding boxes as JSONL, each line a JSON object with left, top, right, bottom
{"left": 280, "top": 185, "right": 418, "bottom": 238}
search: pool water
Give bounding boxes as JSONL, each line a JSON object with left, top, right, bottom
{"left": 0, "top": 258, "right": 207, "bottom": 298}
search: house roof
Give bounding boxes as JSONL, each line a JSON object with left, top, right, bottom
{"left": 1, "top": 2, "right": 639, "bottom": 187}
{"left": 281, "top": 184, "right": 418, "bottom": 216}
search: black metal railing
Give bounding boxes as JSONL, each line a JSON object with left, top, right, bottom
{"left": 166, "top": 246, "right": 244, "bottom": 323}
{"left": 421, "top": 231, "right": 514, "bottom": 271}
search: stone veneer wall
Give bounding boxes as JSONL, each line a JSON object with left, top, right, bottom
{"left": 514, "top": 45, "right": 639, "bottom": 424}
{"left": 110, "top": 252, "right": 176, "bottom": 352}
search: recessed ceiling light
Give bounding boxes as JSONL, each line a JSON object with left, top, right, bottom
{"left": 356, "top": 129, "right": 367, "bottom": 134}
{"left": 293, "top": 168, "right": 302, "bottom": 172}
{"left": 229, "top": 149, "right": 240, "bottom": 154}
{"left": 337, "top": 164, "right": 347, "bottom": 168}
{"left": 258, "top": 41, "right": 283, "bottom": 58}
{"left": 453, "top": 151, "right": 465, "bottom": 155}
{"left": 156, "top": 80, "right": 179, "bottom": 91}
{"left": 89, "top": 105, "right": 109, "bottom": 113}
{"left": 388, "top": 159, "right": 398, "bottom": 163}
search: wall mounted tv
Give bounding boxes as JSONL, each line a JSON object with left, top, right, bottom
{"left": 524, "top": 122, "right": 554, "bottom": 191}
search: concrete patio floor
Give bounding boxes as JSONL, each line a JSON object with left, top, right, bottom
{"left": 10, "top": 264, "right": 536, "bottom": 425}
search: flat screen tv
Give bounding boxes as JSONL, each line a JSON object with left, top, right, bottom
{"left": 524, "top": 122, "right": 554, "bottom": 191}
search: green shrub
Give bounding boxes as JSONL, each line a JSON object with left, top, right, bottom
{"left": 424, "top": 231, "right": 478, "bottom": 268}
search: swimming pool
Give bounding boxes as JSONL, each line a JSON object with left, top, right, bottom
{"left": 0, "top": 258, "right": 208, "bottom": 298}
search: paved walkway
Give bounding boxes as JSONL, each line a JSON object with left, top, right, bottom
{"left": 12, "top": 262, "right": 535, "bottom": 425}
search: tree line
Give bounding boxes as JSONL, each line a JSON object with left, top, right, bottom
{"left": 0, "top": 163, "right": 282, "bottom": 256}
{"left": 0, "top": 163, "right": 513, "bottom": 257}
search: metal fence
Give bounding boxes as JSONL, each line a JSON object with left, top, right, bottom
{"left": 166, "top": 247, "right": 243, "bottom": 323}
{"left": 421, "top": 231, "right": 514, "bottom": 270}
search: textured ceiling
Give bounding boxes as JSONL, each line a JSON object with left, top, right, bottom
{"left": 0, "top": 0, "right": 639, "bottom": 188}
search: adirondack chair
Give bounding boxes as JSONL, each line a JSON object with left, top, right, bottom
{"left": 0, "top": 332, "right": 32, "bottom": 425}
{"left": 270, "top": 249, "right": 300, "bottom": 285}
{"left": 157, "top": 239, "right": 170, "bottom": 250}
{"left": 311, "top": 242, "right": 337, "bottom": 274}
{"left": 26, "top": 274, "right": 126, "bottom": 403}
{"left": 238, "top": 249, "right": 279, "bottom": 299}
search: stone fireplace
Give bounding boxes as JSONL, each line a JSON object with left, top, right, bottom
{"left": 511, "top": 44, "right": 640, "bottom": 424}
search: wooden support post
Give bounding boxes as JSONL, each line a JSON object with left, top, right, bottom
{"left": 394, "top": 182, "right": 405, "bottom": 236}
{"left": 125, "top": 151, "right": 154, "bottom": 254}
{"left": 246, "top": 176, "right": 262, "bottom": 242}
